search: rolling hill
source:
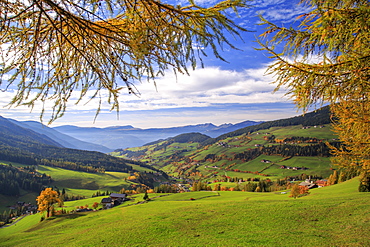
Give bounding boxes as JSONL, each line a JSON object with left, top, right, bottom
{"left": 0, "top": 116, "right": 169, "bottom": 214}
{"left": 113, "top": 106, "right": 339, "bottom": 182}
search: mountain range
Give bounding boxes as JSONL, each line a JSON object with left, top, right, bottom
{"left": 52, "top": 120, "right": 263, "bottom": 150}
{"left": 0, "top": 115, "right": 264, "bottom": 152}
{"left": 0, "top": 115, "right": 158, "bottom": 175}
{"left": 0, "top": 105, "right": 333, "bottom": 184}
{"left": 0, "top": 106, "right": 332, "bottom": 153}
{"left": 9, "top": 119, "right": 112, "bottom": 153}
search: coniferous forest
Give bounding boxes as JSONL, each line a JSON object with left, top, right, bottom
{"left": 0, "top": 164, "right": 51, "bottom": 196}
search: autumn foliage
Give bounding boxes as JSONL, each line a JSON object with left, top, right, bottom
{"left": 289, "top": 184, "right": 310, "bottom": 199}
{"left": 36, "top": 188, "right": 62, "bottom": 218}
{"left": 92, "top": 202, "right": 99, "bottom": 210}
{"left": 0, "top": 0, "right": 248, "bottom": 123}
{"left": 259, "top": 0, "right": 370, "bottom": 190}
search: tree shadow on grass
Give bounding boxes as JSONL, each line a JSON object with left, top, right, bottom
{"left": 24, "top": 213, "right": 87, "bottom": 232}
{"left": 51, "top": 213, "right": 88, "bottom": 220}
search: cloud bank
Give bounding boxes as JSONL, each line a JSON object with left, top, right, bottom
{"left": 0, "top": 63, "right": 299, "bottom": 128}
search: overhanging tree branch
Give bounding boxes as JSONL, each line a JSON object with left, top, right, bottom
{"left": 0, "top": 0, "right": 250, "bottom": 123}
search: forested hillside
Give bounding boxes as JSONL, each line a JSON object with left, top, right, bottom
{"left": 114, "top": 106, "right": 347, "bottom": 187}
{"left": 0, "top": 165, "right": 51, "bottom": 196}
{"left": 202, "top": 106, "right": 331, "bottom": 146}
{"left": 0, "top": 116, "right": 63, "bottom": 149}
{"left": 0, "top": 116, "right": 156, "bottom": 174}
{"left": 10, "top": 119, "right": 112, "bottom": 153}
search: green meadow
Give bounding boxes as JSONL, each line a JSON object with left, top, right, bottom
{"left": 37, "top": 165, "right": 132, "bottom": 197}
{"left": 0, "top": 164, "right": 133, "bottom": 212}
{"left": 1, "top": 178, "right": 369, "bottom": 247}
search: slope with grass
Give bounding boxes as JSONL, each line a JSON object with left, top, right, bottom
{"left": 0, "top": 161, "right": 167, "bottom": 213}
{"left": 1, "top": 178, "right": 369, "bottom": 246}
{"left": 115, "top": 123, "right": 337, "bottom": 182}
{"left": 36, "top": 166, "right": 133, "bottom": 197}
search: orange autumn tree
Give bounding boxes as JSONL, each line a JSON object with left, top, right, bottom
{"left": 92, "top": 202, "right": 100, "bottom": 210}
{"left": 36, "top": 188, "right": 62, "bottom": 218}
{"left": 289, "top": 184, "right": 300, "bottom": 199}
{"left": 289, "top": 184, "right": 309, "bottom": 199}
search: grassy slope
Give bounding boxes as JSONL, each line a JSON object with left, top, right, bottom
{"left": 37, "top": 166, "right": 132, "bottom": 197}
{"left": 115, "top": 124, "right": 337, "bottom": 181}
{"left": 1, "top": 178, "right": 369, "bottom": 247}
{"left": 0, "top": 191, "right": 38, "bottom": 213}
{"left": 0, "top": 164, "right": 133, "bottom": 211}
{"left": 0, "top": 161, "right": 39, "bottom": 212}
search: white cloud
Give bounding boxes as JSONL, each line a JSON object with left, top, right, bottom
{"left": 261, "top": 4, "right": 311, "bottom": 23}
{"left": 105, "top": 65, "right": 289, "bottom": 112}
{"left": 0, "top": 63, "right": 290, "bottom": 115}
{"left": 251, "top": 0, "right": 287, "bottom": 8}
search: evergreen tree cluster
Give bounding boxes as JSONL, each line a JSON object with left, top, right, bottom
{"left": 118, "top": 149, "right": 147, "bottom": 159}
{"left": 232, "top": 148, "right": 262, "bottom": 162}
{"left": 262, "top": 142, "right": 341, "bottom": 157}
{"left": 0, "top": 146, "right": 38, "bottom": 166}
{"left": 202, "top": 106, "right": 331, "bottom": 146}
{"left": 153, "top": 184, "right": 177, "bottom": 193}
{"left": 91, "top": 190, "right": 112, "bottom": 197}
{"left": 57, "top": 188, "right": 86, "bottom": 202}
{"left": 0, "top": 144, "right": 138, "bottom": 174}
{"left": 34, "top": 147, "right": 133, "bottom": 172}
{"left": 192, "top": 181, "right": 212, "bottom": 191}
{"left": 38, "top": 159, "right": 106, "bottom": 173}
{"left": 0, "top": 164, "right": 51, "bottom": 196}
{"left": 232, "top": 142, "right": 341, "bottom": 161}
{"left": 171, "top": 133, "right": 210, "bottom": 143}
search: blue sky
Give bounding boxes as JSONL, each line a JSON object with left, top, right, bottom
{"left": 0, "top": 0, "right": 312, "bottom": 128}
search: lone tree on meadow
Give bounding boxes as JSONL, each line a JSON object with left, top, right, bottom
{"left": 36, "top": 187, "right": 62, "bottom": 218}
{"left": 258, "top": 0, "right": 370, "bottom": 190}
{"left": 0, "top": 0, "right": 249, "bottom": 123}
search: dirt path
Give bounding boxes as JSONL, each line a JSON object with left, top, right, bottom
{"left": 0, "top": 214, "right": 27, "bottom": 228}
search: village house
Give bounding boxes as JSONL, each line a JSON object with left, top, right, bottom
{"left": 101, "top": 193, "right": 127, "bottom": 209}
{"left": 315, "top": 179, "right": 328, "bottom": 187}
{"left": 218, "top": 142, "right": 228, "bottom": 147}
{"left": 101, "top": 197, "right": 113, "bottom": 209}
{"left": 299, "top": 180, "right": 317, "bottom": 189}
{"left": 261, "top": 159, "right": 271, "bottom": 163}
{"left": 110, "top": 193, "right": 127, "bottom": 202}
{"left": 280, "top": 165, "right": 308, "bottom": 170}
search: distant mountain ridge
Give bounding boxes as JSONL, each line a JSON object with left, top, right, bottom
{"left": 53, "top": 120, "right": 263, "bottom": 149}
{"left": 0, "top": 116, "right": 63, "bottom": 149}
{"left": 9, "top": 120, "right": 112, "bottom": 153}
{"left": 0, "top": 116, "right": 154, "bottom": 174}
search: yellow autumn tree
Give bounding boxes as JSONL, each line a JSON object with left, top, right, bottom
{"left": 289, "top": 184, "right": 301, "bottom": 199}
{"left": 0, "top": 0, "right": 249, "bottom": 123}
{"left": 258, "top": 0, "right": 370, "bottom": 190}
{"left": 36, "top": 188, "right": 62, "bottom": 218}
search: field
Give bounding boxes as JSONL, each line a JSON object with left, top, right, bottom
{"left": 231, "top": 155, "right": 333, "bottom": 179}
{"left": 37, "top": 166, "right": 132, "bottom": 197}
{"left": 114, "top": 124, "right": 337, "bottom": 182}
{"left": 0, "top": 164, "right": 133, "bottom": 212}
{"left": 1, "top": 178, "right": 369, "bottom": 246}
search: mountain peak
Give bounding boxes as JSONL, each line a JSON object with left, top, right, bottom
{"left": 103, "top": 125, "right": 138, "bottom": 130}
